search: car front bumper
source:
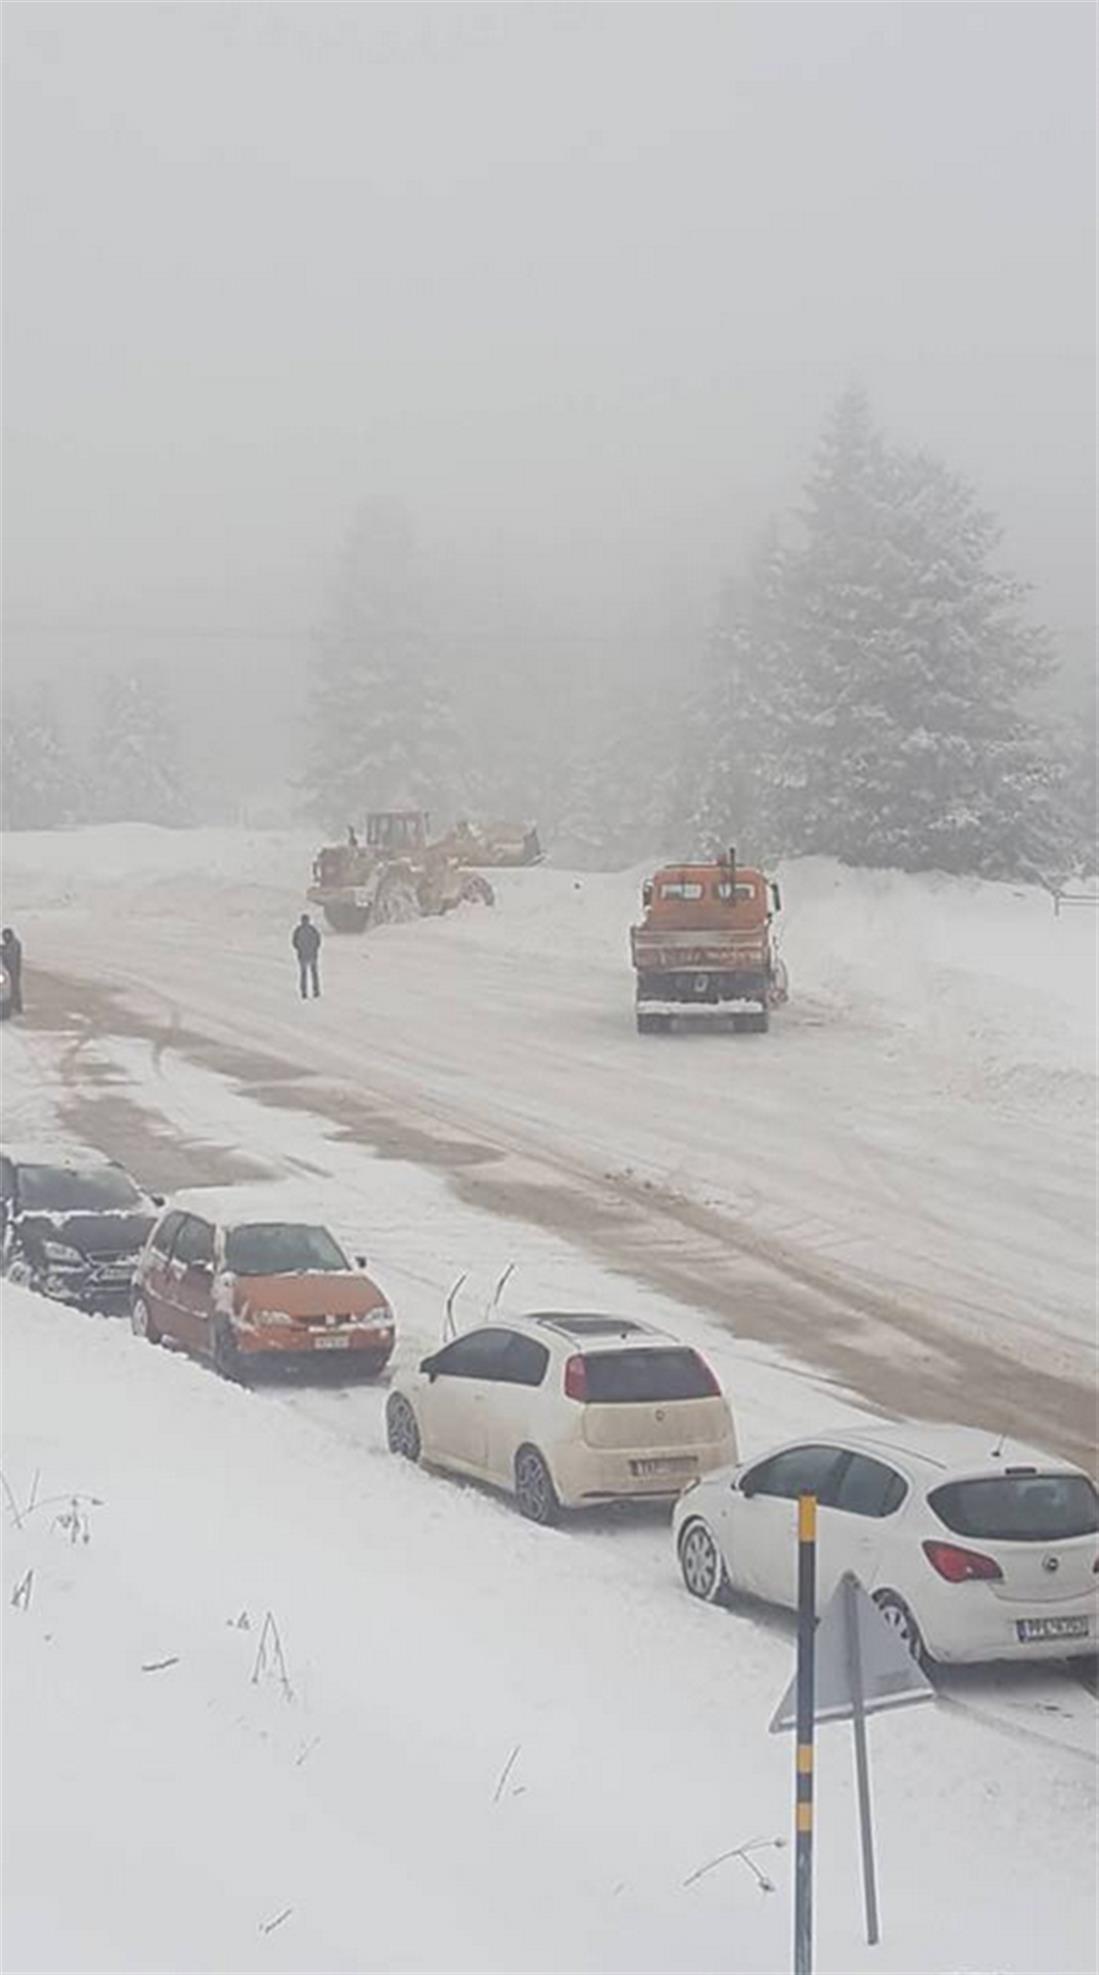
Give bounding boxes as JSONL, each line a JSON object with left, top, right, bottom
{"left": 235, "top": 1323, "right": 396, "bottom": 1369}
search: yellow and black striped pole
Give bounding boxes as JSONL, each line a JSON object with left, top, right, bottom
{"left": 794, "top": 1492, "right": 817, "bottom": 1975}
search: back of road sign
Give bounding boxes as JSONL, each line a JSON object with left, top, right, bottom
{"left": 770, "top": 1573, "right": 935, "bottom": 1732}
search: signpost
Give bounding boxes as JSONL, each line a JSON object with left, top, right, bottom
{"left": 772, "top": 1546, "right": 935, "bottom": 1969}
{"left": 793, "top": 1495, "right": 817, "bottom": 1975}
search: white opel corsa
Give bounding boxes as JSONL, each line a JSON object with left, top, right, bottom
{"left": 672, "top": 1424, "right": 1098, "bottom": 1666}
{"left": 386, "top": 1313, "right": 737, "bottom": 1522}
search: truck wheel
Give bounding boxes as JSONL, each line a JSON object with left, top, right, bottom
{"left": 637, "top": 1012, "right": 671, "bottom": 1035}
{"left": 752, "top": 1004, "right": 770, "bottom": 1034}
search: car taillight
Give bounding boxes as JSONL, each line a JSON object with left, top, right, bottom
{"left": 689, "top": 1351, "right": 722, "bottom": 1397}
{"left": 922, "top": 1539, "right": 1003, "bottom": 1583}
{"left": 564, "top": 1355, "right": 588, "bottom": 1400}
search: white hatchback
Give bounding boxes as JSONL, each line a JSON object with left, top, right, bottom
{"left": 672, "top": 1424, "right": 1098, "bottom": 1666}
{"left": 386, "top": 1313, "right": 737, "bottom": 1522}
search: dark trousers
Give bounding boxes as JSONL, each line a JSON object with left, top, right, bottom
{"left": 298, "top": 958, "right": 320, "bottom": 999}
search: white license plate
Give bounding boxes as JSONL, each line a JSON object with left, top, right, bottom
{"left": 1016, "top": 1616, "right": 1089, "bottom": 1643}
{"left": 631, "top": 1456, "right": 698, "bottom": 1477}
{"left": 313, "top": 1334, "right": 352, "bottom": 1350}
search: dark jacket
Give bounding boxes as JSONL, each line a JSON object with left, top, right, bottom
{"left": 1, "top": 933, "right": 22, "bottom": 984}
{"left": 292, "top": 920, "right": 321, "bottom": 962}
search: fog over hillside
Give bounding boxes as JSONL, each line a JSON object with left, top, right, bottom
{"left": 2, "top": 3, "right": 1094, "bottom": 846}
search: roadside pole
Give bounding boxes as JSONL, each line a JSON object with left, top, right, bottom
{"left": 794, "top": 1493, "right": 817, "bottom": 1975}
{"left": 843, "top": 1571, "right": 880, "bottom": 1946}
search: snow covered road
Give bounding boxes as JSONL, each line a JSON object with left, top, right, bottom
{"left": 3, "top": 827, "right": 1096, "bottom": 1461}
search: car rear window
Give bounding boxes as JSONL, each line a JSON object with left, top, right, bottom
{"left": 929, "top": 1473, "right": 1099, "bottom": 1542}
{"left": 580, "top": 1348, "right": 718, "bottom": 1404}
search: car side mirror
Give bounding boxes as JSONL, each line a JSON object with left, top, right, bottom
{"left": 150, "top": 1194, "right": 166, "bottom": 1209}
{"left": 355, "top": 1254, "right": 368, "bottom": 1269}
{"left": 771, "top": 883, "right": 782, "bottom": 914}
{"left": 419, "top": 1354, "right": 438, "bottom": 1380}
{"left": 739, "top": 1474, "right": 757, "bottom": 1499}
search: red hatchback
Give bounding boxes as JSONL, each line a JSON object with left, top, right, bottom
{"left": 131, "top": 1189, "right": 396, "bottom": 1381}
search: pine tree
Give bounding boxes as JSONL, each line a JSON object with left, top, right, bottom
{"left": 692, "top": 389, "right": 1074, "bottom": 880}
{"left": 92, "top": 670, "right": 191, "bottom": 825}
{"left": 0, "top": 686, "right": 84, "bottom": 829}
{"left": 304, "top": 504, "right": 463, "bottom": 832}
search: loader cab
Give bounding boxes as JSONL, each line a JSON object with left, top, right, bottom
{"left": 365, "top": 810, "right": 429, "bottom": 855}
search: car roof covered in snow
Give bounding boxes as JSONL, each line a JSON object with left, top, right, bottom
{"left": 0, "top": 1141, "right": 129, "bottom": 1171}
{"left": 787, "top": 1422, "right": 1084, "bottom": 1482}
{"left": 162, "top": 1183, "right": 339, "bottom": 1229}
{"left": 518, "top": 1312, "right": 672, "bottom": 1348}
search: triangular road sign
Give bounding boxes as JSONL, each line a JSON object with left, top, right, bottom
{"left": 770, "top": 1572, "right": 935, "bottom": 1732}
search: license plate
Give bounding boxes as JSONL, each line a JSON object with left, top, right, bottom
{"left": 630, "top": 1456, "right": 698, "bottom": 1477}
{"left": 313, "top": 1334, "right": 352, "bottom": 1350}
{"left": 1015, "top": 1616, "right": 1089, "bottom": 1643}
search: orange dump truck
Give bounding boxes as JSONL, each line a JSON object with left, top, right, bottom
{"left": 629, "top": 851, "right": 788, "bottom": 1034}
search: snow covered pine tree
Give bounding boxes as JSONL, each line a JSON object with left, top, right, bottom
{"left": 304, "top": 504, "right": 462, "bottom": 831}
{"left": 92, "top": 671, "right": 191, "bottom": 825}
{"left": 691, "top": 387, "right": 1074, "bottom": 880}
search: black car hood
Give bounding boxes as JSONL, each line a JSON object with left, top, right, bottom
{"left": 19, "top": 1211, "right": 154, "bottom": 1258}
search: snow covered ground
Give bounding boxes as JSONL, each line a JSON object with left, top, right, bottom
{"left": 2, "top": 825, "right": 1097, "bottom": 1971}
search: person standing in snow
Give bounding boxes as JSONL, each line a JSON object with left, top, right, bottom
{"left": 292, "top": 913, "right": 322, "bottom": 1000}
{"left": 1, "top": 928, "right": 24, "bottom": 1015}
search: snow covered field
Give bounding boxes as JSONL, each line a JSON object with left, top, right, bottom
{"left": 2, "top": 825, "right": 1097, "bottom": 1972}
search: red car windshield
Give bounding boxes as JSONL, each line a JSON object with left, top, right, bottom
{"left": 224, "top": 1223, "right": 349, "bottom": 1276}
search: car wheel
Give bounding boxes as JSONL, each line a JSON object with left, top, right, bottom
{"left": 386, "top": 1393, "right": 421, "bottom": 1462}
{"left": 212, "top": 1319, "right": 246, "bottom": 1384}
{"left": 872, "top": 1589, "right": 927, "bottom": 1665}
{"left": 678, "top": 1518, "right": 730, "bottom": 1604}
{"left": 514, "top": 1445, "right": 560, "bottom": 1525}
{"left": 131, "top": 1294, "right": 160, "bottom": 1345}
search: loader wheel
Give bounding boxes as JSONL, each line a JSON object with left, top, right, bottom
{"left": 323, "top": 902, "right": 370, "bottom": 934}
{"left": 374, "top": 877, "right": 420, "bottom": 924}
{"left": 460, "top": 873, "right": 495, "bottom": 908}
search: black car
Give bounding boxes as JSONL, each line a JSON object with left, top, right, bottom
{"left": 0, "top": 1149, "right": 161, "bottom": 1310}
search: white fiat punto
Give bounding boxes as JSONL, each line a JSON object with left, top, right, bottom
{"left": 672, "top": 1423, "right": 1098, "bottom": 1666}
{"left": 386, "top": 1313, "right": 737, "bottom": 1522}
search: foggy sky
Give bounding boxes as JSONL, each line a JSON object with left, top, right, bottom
{"left": 2, "top": 3, "right": 1095, "bottom": 795}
